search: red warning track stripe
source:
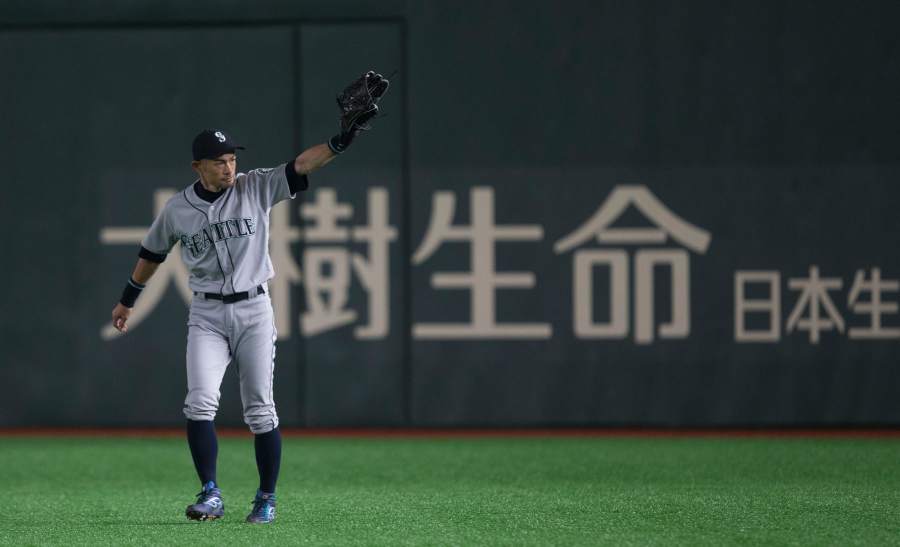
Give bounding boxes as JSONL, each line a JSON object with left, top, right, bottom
{"left": 0, "top": 427, "right": 899, "bottom": 438}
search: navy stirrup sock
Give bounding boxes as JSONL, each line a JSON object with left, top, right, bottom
{"left": 254, "top": 427, "right": 282, "bottom": 494}
{"left": 186, "top": 419, "right": 218, "bottom": 486}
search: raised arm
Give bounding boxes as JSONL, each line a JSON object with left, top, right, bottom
{"left": 290, "top": 70, "right": 390, "bottom": 178}
{"left": 293, "top": 143, "right": 337, "bottom": 176}
{"left": 111, "top": 257, "right": 161, "bottom": 333}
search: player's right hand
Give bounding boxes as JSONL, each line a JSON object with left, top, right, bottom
{"left": 112, "top": 303, "right": 132, "bottom": 333}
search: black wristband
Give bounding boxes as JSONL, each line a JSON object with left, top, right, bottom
{"left": 139, "top": 246, "right": 167, "bottom": 263}
{"left": 327, "top": 133, "right": 352, "bottom": 154}
{"left": 120, "top": 277, "right": 145, "bottom": 308}
{"left": 283, "top": 161, "right": 309, "bottom": 193}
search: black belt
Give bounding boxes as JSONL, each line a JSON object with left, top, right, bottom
{"left": 196, "top": 285, "right": 265, "bottom": 304}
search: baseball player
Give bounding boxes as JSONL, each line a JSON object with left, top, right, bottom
{"left": 110, "top": 71, "right": 389, "bottom": 524}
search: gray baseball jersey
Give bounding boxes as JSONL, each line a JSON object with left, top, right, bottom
{"left": 140, "top": 162, "right": 307, "bottom": 433}
{"left": 142, "top": 164, "right": 296, "bottom": 294}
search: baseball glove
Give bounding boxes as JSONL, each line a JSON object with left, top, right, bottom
{"left": 328, "top": 70, "right": 391, "bottom": 154}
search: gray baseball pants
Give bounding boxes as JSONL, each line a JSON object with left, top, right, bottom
{"left": 183, "top": 286, "right": 279, "bottom": 434}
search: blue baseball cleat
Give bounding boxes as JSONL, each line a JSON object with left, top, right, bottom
{"left": 185, "top": 481, "right": 224, "bottom": 521}
{"left": 246, "top": 490, "right": 276, "bottom": 524}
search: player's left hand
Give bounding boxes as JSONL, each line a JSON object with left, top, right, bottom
{"left": 112, "top": 303, "right": 132, "bottom": 333}
{"left": 328, "top": 70, "right": 391, "bottom": 154}
{"left": 337, "top": 70, "right": 390, "bottom": 133}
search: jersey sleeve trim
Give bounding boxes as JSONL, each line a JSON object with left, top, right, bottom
{"left": 139, "top": 246, "right": 168, "bottom": 263}
{"left": 284, "top": 161, "right": 309, "bottom": 194}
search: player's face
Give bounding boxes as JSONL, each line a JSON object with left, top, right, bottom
{"left": 194, "top": 153, "right": 237, "bottom": 191}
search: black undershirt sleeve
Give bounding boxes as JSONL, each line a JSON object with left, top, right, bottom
{"left": 139, "top": 246, "right": 167, "bottom": 263}
{"left": 284, "top": 161, "right": 309, "bottom": 194}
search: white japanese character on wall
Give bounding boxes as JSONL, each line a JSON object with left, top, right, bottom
{"left": 554, "top": 185, "right": 711, "bottom": 344}
{"left": 847, "top": 268, "right": 900, "bottom": 339}
{"left": 412, "top": 187, "right": 551, "bottom": 339}
{"left": 299, "top": 187, "right": 396, "bottom": 339}
{"left": 786, "top": 266, "right": 845, "bottom": 343}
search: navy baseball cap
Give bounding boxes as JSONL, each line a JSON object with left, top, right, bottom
{"left": 192, "top": 129, "right": 245, "bottom": 161}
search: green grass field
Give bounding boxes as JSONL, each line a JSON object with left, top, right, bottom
{"left": 1, "top": 435, "right": 899, "bottom": 546}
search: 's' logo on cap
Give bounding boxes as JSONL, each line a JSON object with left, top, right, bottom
{"left": 214, "top": 131, "right": 226, "bottom": 143}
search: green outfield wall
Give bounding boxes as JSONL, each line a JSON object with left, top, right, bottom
{"left": 1, "top": 1, "right": 899, "bottom": 427}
